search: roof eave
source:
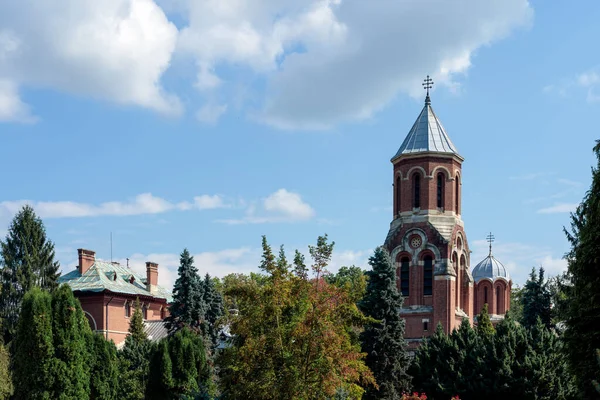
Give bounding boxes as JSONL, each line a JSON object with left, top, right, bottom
{"left": 391, "top": 151, "right": 464, "bottom": 164}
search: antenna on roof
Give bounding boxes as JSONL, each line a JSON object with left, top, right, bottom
{"left": 486, "top": 232, "right": 495, "bottom": 256}
{"left": 110, "top": 232, "right": 113, "bottom": 263}
{"left": 127, "top": 258, "right": 130, "bottom": 268}
{"left": 422, "top": 75, "right": 434, "bottom": 105}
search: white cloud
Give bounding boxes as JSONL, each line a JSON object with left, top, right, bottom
{"left": 0, "top": 79, "right": 36, "bottom": 123}
{"left": 537, "top": 203, "right": 578, "bottom": 214}
{"left": 196, "top": 102, "right": 228, "bottom": 124}
{"left": 0, "top": 0, "right": 181, "bottom": 121}
{"left": 218, "top": 188, "right": 315, "bottom": 224}
{"left": 545, "top": 66, "right": 600, "bottom": 103}
{"left": 0, "top": 193, "right": 228, "bottom": 221}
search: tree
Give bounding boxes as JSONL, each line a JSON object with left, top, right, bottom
{"left": 359, "top": 246, "right": 410, "bottom": 399}
{"left": 12, "top": 287, "right": 55, "bottom": 399}
{"left": 521, "top": 267, "right": 552, "bottom": 329}
{"left": 476, "top": 303, "right": 495, "bottom": 338}
{"left": 166, "top": 249, "right": 205, "bottom": 333}
{"left": 0, "top": 205, "right": 60, "bottom": 342}
{"left": 0, "top": 342, "right": 12, "bottom": 400}
{"left": 129, "top": 298, "right": 148, "bottom": 342}
{"left": 563, "top": 140, "right": 600, "bottom": 398}
{"left": 202, "top": 273, "right": 224, "bottom": 348}
{"left": 219, "top": 235, "right": 375, "bottom": 399}
{"left": 146, "top": 341, "right": 173, "bottom": 400}
{"left": 327, "top": 265, "right": 368, "bottom": 303}
{"left": 89, "top": 333, "right": 119, "bottom": 400}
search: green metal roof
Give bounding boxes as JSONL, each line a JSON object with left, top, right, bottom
{"left": 59, "top": 260, "right": 172, "bottom": 303}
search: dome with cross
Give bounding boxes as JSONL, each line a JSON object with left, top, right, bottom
{"left": 472, "top": 233, "right": 510, "bottom": 283}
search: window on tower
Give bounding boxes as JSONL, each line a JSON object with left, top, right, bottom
{"left": 400, "top": 257, "right": 410, "bottom": 297}
{"left": 437, "top": 173, "right": 444, "bottom": 208}
{"left": 413, "top": 174, "right": 421, "bottom": 208}
{"left": 496, "top": 286, "right": 500, "bottom": 314}
{"left": 484, "top": 286, "right": 488, "bottom": 305}
{"left": 455, "top": 175, "right": 460, "bottom": 214}
{"left": 396, "top": 176, "right": 401, "bottom": 215}
{"left": 424, "top": 255, "right": 433, "bottom": 295}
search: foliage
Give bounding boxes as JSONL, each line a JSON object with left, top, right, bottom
{"left": 119, "top": 323, "right": 154, "bottom": 400}
{"left": 359, "top": 246, "right": 411, "bottom": 399}
{"left": 147, "top": 341, "right": 173, "bottom": 400}
{"left": 410, "top": 315, "right": 575, "bottom": 400}
{"left": 166, "top": 248, "right": 206, "bottom": 334}
{"left": 509, "top": 284, "right": 523, "bottom": 323}
{"left": 219, "top": 234, "right": 375, "bottom": 400}
{"left": 0, "top": 342, "right": 12, "bottom": 400}
{"left": 475, "top": 303, "right": 494, "bottom": 338}
{"left": 521, "top": 267, "right": 553, "bottom": 329}
{"left": 326, "top": 265, "right": 368, "bottom": 303}
{"left": 129, "top": 298, "right": 148, "bottom": 342}
{"left": 0, "top": 205, "right": 60, "bottom": 342}
{"left": 89, "top": 333, "right": 119, "bottom": 400}
{"left": 563, "top": 140, "right": 600, "bottom": 398}
{"left": 202, "top": 273, "right": 224, "bottom": 348}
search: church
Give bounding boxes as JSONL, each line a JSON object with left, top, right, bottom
{"left": 384, "top": 77, "right": 512, "bottom": 349}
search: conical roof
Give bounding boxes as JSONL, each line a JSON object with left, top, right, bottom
{"left": 392, "top": 100, "right": 460, "bottom": 161}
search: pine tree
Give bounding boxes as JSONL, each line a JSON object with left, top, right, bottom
{"left": 89, "top": 333, "right": 120, "bottom": 400}
{"left": 49, "top": 284, "right": 91, "bottom": 398}
{"left": 563, "top": 140, "right": 600, "bottom": 398}
{"left": 0, "top": 205, "right": 60, "bottom": 342}
{"left": 476, "top": 303, "right": 495, "bottom": 338}
{"left": 129, "top": 298, "right": 148, "bottom": 342}
{"left": 166, "top": 248, "right": 205, "bottom": 333}
{"left": 521, "top": 267, "right": 552, "bottom": 329}
{"left": 359, "top": 246, "right": 411, "bottom": 399}
{"left": 202, "top": 273, "right": 224, "bottom": 348}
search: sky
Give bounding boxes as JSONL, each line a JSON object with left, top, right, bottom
{"left": 1, "top": 0, "right": 599, "bottom": 291}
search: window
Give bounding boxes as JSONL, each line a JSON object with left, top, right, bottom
{"left": 142, "top": 304, "right": 148, "bottom": 320}
{"left": 424, "top": 256, "right": 433, "bottom": 295}
{"left": 413, "top": 174, "right": 421, "bottom": 209}
{"left": 455, "top": 175, "right": 460, "bottom": 214}
{"left": 125, "top": 302, "right": 131, "bottom": 318}
{"left": 496, "top": 286, "right": 501, "bottom": 314}
{"left": 160, "top": 307, "right": 166, "bottom": 319}
{"left": 484, "top": 286, "right": 488, "bottom": 304}
{"left": 437, "top": 173, "right": 444, "bottom": 208}
{"left": 423, "top": 321, "right": 429, "bottom": 332}
{"left": 396, "top": 176, "right": 401, "bottom": 215}
{"left": 400, "top": 257, "right": 410, "bottom": 297}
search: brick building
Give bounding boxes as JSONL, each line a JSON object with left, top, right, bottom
{"left": 384, "top": 81, "right": 511, "bottom": 349}
{"left": 59, "top": 248, "right": 172, "bottom": 346}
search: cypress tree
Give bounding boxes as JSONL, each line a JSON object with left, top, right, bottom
{"left": 49, "top": 284, "right": 91, "bottom": 399}
{"left": 359, "top": 246, "right": 411, "bottom": 399}
{"left": 89, "top": 333, "right": 119, "bottom": 400}
{"left": 147, "top": 340, "right": 173, "bottom": 400}
{"left": 166, "top": 248, "right": 205, "bottom": 333}
{"left": 521, "top": 267, "right": 552, "bottom": 329}
{"left": 12, "top": 287, "right": 54, "bottom": 399}
{"left": 563, "top": 140, "right": 600, "bottom": 398}
{"left": 0, "top": 205, "right": 60, "bottom": 342}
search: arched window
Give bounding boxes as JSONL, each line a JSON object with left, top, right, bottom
{"left": 160, "top": 306, "right": 166, "bottom": 320}
{"left": 455, "top": 175, "right": 460, "bottom": 214}
{"left": 396, "top": 176, "right": 401, "bottom": 215}
{"left": 142, "top": 304, "right": 148, "bottom": 320}
{"left": 437, "top": 173, "right": 444, "bottom": 208}
{"left": 496, "top": 286, "right": 501, "bottom": 314}
{"left": 424, "top": 256, "right": 433, "bottom": 295}
{"left": 413, "top": 174, "right": 421, "bottom": 209}
{"left": 400, "top": 257, "right": 410, "bottom": 297}
{"left": 484, "top": 286, "right": 488, "bottom": 304}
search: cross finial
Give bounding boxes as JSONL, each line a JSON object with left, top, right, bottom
{"left": 486, "top": 232, "right": 495, "bottom": 256}
{"left": 422, "top": 75, "right": 434, "bottom": 105}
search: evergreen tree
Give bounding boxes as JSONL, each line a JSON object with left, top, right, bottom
{"left": 0, "top": 205, "right": 60, "bottom": 342}
{"left": 49, "top": 284, "right": 91, "bottom": 398}
{"left": 0, "top": 341, "right": 12, "bottom": 400}
{"left": 476, "top": 303, "right": 495, "bottom": 338}
{"left": 563, "top": 140, "right": 600, "bottom": 398}
{"left": 89, "top": 333, "right": 119, "bottom": 400}
{"left": 202, "top": 273, "right": 224, "bottom": 347}
{"left": 521, "top": 267, "right": 552, "bottom": 329}
{"left": 359, "top": 246, "right": 410, "bottom": 399}
{"left": 12, "top": 287, "right": 54, "bottom": 399}
{"left": 129, "top": 298, "right": 148, "bottom": 342}
{"left": 147, "top": 341, "right": 173, "bottom": 400}
{"left": 166, "top": 248, "right": 205, "bottom": 333}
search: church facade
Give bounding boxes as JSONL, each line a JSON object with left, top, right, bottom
{"left": 384, "top": 78, "right": 511, "bottom": 348}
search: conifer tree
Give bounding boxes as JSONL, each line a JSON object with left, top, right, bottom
{"left": 128, "top": 298, "right": 148, "bottom": 342}
{"left": 359, "top": 246, "right": 410, "bottom": 399}
{"left": 89, "top": 333, "right": 120, "bottom": 400}
{"left": 476, "top": 303, "right": 495, "bottom": 338}
{"left": 166, "top": 248, "right": 205, "bottom": 333}
{"left": 120, "top": 299, "right": 152, "bottom": 399}
{"left": 0, "top": 205, "right": 60, "bottom": 342}
{"left": 202, "top": 273, "right": 224, "bottom": 347}
{"left": 0, "top": 341, "right": 12, "bottom": 400}
{"left": 12, "top": 287, "right": 54, "bottom": 399}
{"left": 521, "top": 267, "right": 552, "bottom": 329}
{"left": 563, "top": 140, "right": 600, "bottom": 398}
{"left": 147, "top": 341, "right": 173, "bottom": 400}
{"left": 49, "top": 284, "right": 91, "bottom": 398}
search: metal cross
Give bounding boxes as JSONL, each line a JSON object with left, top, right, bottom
{"left": 486, "top": 232, "right": 495, "bottom": 255}
{"left": 422, "top": 75, "right": 434, "bottom": 95}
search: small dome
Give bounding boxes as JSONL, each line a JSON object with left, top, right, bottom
{"left": 472, "top": 254, "right": 510, "bottom": 282}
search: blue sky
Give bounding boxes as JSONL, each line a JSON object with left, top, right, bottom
{"left": 1, "top": 0, "right": 598, "bottom": 290}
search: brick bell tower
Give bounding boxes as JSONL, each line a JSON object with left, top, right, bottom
{"left": 384, "top": 76, "right": 474, "bottom": 349}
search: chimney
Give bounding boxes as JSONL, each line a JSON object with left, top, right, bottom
{"left": 78, "top": 249, "right": 96, "bottom": 275}
{"left": 146, "top": 262, "right": 159, "bottom": 294}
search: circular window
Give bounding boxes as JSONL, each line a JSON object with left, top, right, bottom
{"left": 409, "top": 235, "right": 422, "bottom": 249}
